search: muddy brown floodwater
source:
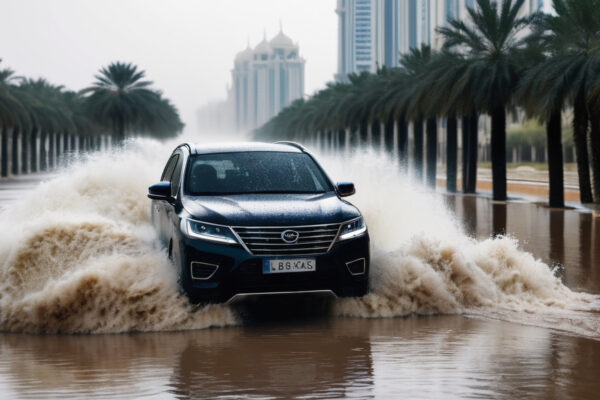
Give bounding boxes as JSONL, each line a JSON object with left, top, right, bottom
{"left": 1, "top": 180, "right": 600, "bottom": 398}
{"left": 446, "top": 195, "right": 600, "bottom": 294}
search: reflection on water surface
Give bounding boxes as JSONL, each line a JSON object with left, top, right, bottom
{"left": 1, "top": 317, "right": 600, "bottom": 399}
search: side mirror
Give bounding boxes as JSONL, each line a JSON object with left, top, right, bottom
{"left": 336, "top": 182, "right": 355, "bottom": 197}
{"left": 148, "top": 181, "right": 174, "bottom": 202}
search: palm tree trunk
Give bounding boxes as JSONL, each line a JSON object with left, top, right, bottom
{"left": 30, "top": 128, "right": 38, "bottom": 173}
{"left": 21, "top": 130, "right": 29, "bottom": 174}
{"left": 55, "top": 133, "right": 62, "bottom": 166}
{"left": 426, "top": 117, "right": 437, "bottom": 188}
{"left": 547, "top": 108, "right": 564, "bottom": 208}
{"left": 384, "top": 115, "right": 394, "bottom": 152}
{"left": 462, "top": 113, "right": 478, "bottom": 193}
{"left": 349, "top": 127, "right": 358, "bottom": 148}
{"left": 573, "top": 95, "right": 593, "bottom": 203}
{"left": 397, "top": 116, "right": 408, "bottom": 170}
{"left": 462, "top": 115, "right": 469, "bottom": 192}
{"left": 40, "top": 131, "right": 48, "bottom": 171}
{"left": 491, "top": 106, "right": 507, "bottom": 200}
{"left": 413, "top": 117, "right": 424, "bottom": 181}
{"left": 115, "top": 116, "right": 126, "bottom": 143}
{"left": 329, "top": 129, "right": 335, "bottom": 153}
{"left": 359, "top": 120, "right": 368, "bottom": 146}
{"left": 371, "top": 121, "right": 380, "bottom": 150}
{"left": 49, "top": 133, "right": 56, "bottom": 169}
{"left": 467, "top": 113, "right": 478, "bottom": 193}
{"left": 1, "top": 126, "right": 8, "bottom": 178}
{"left": 11, "top": 128, "right": 19, "bottom": 176}
{"left": 344, "top": 128, "right": 351, "bottom": 156}
{"left": 70, "top": 134, "right": 76, "bottom": 156}
{"left": 446, "top": 115, "right": 458, "bottom": 193}
{"left": 335, "top": 129, "right": 342, "bottom": 152}
{"left": 21, "top": 128, "right": 29, "bottom": 174}
{"left": 64, "top": 133, "right": 69, "bottom": 155}
{"left": 589, "top": 117, "right": 600, "bottom": 203}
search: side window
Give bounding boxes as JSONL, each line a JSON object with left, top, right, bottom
{"left": 170, "top": 155, "right": 184, "bottom": 197}
{"left": 161, "top": 154, "right": 179, "bottom": 182}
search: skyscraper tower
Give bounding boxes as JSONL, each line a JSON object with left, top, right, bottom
{"left": 336, "top": 0, "right": 548, "bottom": 81}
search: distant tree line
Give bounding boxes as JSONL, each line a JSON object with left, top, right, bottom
{"left": 0, "top": 61, "right": 184, "bottom": 177}
{"left": 255, "top": 0, "right": 600, "bottom": 206}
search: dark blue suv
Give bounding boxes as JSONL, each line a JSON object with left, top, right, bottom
{"left": 148, "top": 142, "right": 369, "bottom": 304}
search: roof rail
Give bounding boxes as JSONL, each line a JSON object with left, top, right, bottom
{"left": 274, "top": 141, "right": 306, "bottom": 152}
{"left": 175, "top": 142, "right": 193, "bottom": 153}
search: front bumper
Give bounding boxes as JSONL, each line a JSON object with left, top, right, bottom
{"left": 180, "top": 233, "right": 370, "bottom": 303}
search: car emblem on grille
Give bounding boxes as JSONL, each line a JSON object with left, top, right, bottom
{"left": 281, "top": 230, "right": 300, "bottom": 243}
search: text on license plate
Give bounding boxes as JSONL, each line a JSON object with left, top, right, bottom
{"left": 262, "top": 258, "right": 316, "bottom": 274}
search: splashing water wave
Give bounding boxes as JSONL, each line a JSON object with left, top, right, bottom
{"left": 0, "top": 139, "right": 598, "bottom": 336}
{"left": 322, "top": 150, "right": 600, "bottom": 337}
{"left": 0, "top": 139, "right": 236, "bottom": 333}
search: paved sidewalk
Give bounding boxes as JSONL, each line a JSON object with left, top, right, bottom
{"left": 437, "top": 166, "right": 600, "bottom": 216}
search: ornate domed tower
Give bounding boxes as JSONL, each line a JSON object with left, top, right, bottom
{"left": 231, "top": 27, "right": 305, "bottom": 131}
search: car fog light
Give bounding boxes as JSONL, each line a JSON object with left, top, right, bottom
{"left": 345, "top": 258, "right": 366, "bottom": 275}
{"left": 190, "top": 261, "right": 219, "bottom": 280}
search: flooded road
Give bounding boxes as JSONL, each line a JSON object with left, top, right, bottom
{"left": 447, "top": 195, "right": 600, "bottom": 294}
{"left": 0, "top": 145, "right": 599, "bottom": 399}
{"left": 1, "top": 316, "right": 599, "bottom": 399}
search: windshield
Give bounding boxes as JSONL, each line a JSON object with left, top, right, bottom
{"left": 185, "top": 151, "right": 334, "bottom": 195}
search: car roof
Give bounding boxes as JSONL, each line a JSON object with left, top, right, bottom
{"left": 187, "top": 141, "right": 304, "bottom": 155}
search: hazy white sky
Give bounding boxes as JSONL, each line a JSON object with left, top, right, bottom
{"left": 0, "top": 0, "right": 337, "bottom": 134}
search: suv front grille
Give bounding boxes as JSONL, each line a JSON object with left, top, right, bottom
{"left": 232, "top": 223, "right": 341, "bottom": 256}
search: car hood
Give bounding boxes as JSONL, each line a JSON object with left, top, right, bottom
{"left": 182, "top": 192, "right": 360, "bottom": 226}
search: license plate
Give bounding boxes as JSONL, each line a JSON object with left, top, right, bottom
{"left": 262, "top": 258, "right": 316, "bottom": 274}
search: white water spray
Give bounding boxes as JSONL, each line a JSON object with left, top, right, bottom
{"left": 322, "top": 149, "right": 600, "bottom": 337}
{"left": 0, "top": 139, "right": 236, "bottom": 333}
{"left": 0, "top": 139, "right": 597, "bottom": 336}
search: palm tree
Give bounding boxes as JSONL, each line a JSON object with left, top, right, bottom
{"left": 417, "top": 51, "right": 473, "bottom": 193}
{"left": 548, "top": 0, "right": 600, "bottom": 203}
{"left": 136, "top": 94, "right": 184, "bottom": 139}
{"left": 373, "top": 67, "right": 411, "bottom": 168}
{"left": 366, "top": 66, "right": 397, "bottom": 155}
{"left": 18, "top": 79, "right": 75, "bottom": 170}
{"left": 516, "top": 22, "right": 570, "bottom": 207}
{"left": 61, "top": 90, "right": 99, "bottom": 155}
{"left": 399, "top": 46, "right": 434, "bottom": 183}
{"left": 337, "top": 72, "right": 378, "bottom": 148}
{"left": 81, "top": 62, "right": 183, "bottom": 142}
{"left": 518, "top": 62, "right": 567, "bottom": 207}
{"left": 438, "top": 0, "right": 536, "bottom": 201}
{"left": 0, "top": 61, "right": 29, "bottom": 177}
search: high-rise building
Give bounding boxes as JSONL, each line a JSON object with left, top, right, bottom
{"left": 336, "top": 0, "right": 548, "bottom": 81}
{"left": 231, "top": 29, "right": 305, "bottom": 131}
{"left": 336, "top": 0, "right": 386, "bottom": 79}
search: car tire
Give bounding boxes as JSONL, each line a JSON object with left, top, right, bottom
{"left": 179, "top": 262, "right": 204, "bottom": 305}
{"left": 354, "top": 279, "right": 369, "bottom": 297}
{"left": 170, "top": 240, "right": 203, "bottom": 305}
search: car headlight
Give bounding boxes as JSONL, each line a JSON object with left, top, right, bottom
{"left": 185, "top": 219, "right": 239, "bottom": 245}
{"left": 338, "top": 217, "right": 367, "bottom": 241}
